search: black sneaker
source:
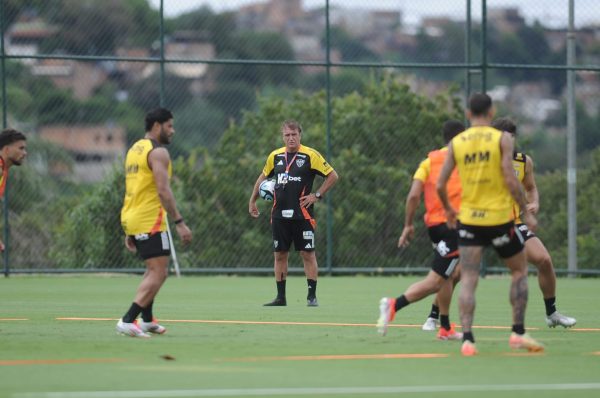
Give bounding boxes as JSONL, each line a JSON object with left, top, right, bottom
{"left": 307, "top": 297, "right": 319, "bottom": 307}
{"left": 263, "top": 297, "right": 287, "bottom": 306}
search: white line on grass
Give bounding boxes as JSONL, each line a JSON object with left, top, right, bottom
{"left": 14, "top": 383, "right": 600, "bottom": 398}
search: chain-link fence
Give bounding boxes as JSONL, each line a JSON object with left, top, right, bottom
{"left": 1, "top": 0, "right": 599, "bottom": 275}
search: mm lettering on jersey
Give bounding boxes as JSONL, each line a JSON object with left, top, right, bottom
{"left": 464, "top": 151, "right": 490, "bottom": 164}
{"left": 471, "top": 209, "right": 487, "bottom": 218}
{"left": 126, "top": 164, "right": 139, "bottom": 174}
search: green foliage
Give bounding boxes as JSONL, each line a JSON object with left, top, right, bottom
{"left": 173, "top": 99, "right": 227, "bottom": 150}
{"left": 324, "top": 27, "right": 379, "bottom": 62}
{"left": 327, "top": 79, "right": 462, "bottom": 266}
{"left": 49, "top": 166, "right": 138, "bottom": 268}
{"left": 128, "top": 72, "right": 193, "bottom": 114}
{"left": 168, "top": 7, "right": 236, "bottom": 53}
{"left": 205, "top": 81, "right": 257, "bottom": 121}
{"left": 39, "top": 0, "right": 158, "bottom": 55}
{"left": 488, "top": 23, "right": 565, "bottom": 92}
{"left": 299, "top": 69, "right": 369, "bottom": 96}
{"left": 214, "top": 31, "right": 298, "bottom": 87}
{"left": 537, "top": 148, "right": 600, "bottom": 269}
{"left": 8, "top": 76, "right": 600, "bottom": 271}
{"left": 4, "top": 135, "right": 79, "bottom": 268}
{"left": 47, "top": 77, "right": 463, "bottom": 269}
{"left": 546, "top": 100, "right": 600, "bottom": 155}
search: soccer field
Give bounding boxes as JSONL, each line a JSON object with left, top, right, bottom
{"left": 1, "top": 275, "right": 599, "bottom": 398}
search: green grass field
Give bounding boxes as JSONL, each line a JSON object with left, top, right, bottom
{"left": 1, "top": 275, "right": 599, "bottom": 398}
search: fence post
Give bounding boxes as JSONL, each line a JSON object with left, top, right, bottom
{"left": 481, "top": 0, "right": 488, "bottom": 92}
{"left": 465, "top": 0, "right": 472, "bottom": 117}
{"left": 566, "top": 0, "right": 577, "bottom": 276}
{"left": 159, "top": 0, "right": 165, "bottom": 107}
{"left": 0, "top": 0, "right": 9, "bottom": 277}
{"left": 325, "top": 0, "right": 333, "bottom": 275}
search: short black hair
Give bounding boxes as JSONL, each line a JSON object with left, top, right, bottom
{"left": 442, "top": 119, "right": 465, "bottom": 143}
{"left": 491, "top": 117, "right": 517, "bottom": 135}
{"left": 0, "top": 128, "right": 26, "bottom": 150}
{"left": 468, "top": 93, "right": 493, "bottom": 117}
{"left": 145, "top": 108, "right": 173, "bottom": 132}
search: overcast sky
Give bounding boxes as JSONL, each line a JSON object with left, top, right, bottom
{"left": 147, "top": 0, "right": 598, "bottom": 28}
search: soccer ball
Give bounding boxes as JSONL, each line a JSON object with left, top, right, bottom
{"left": 259, "top": 179, "right": 275, "bottom": 201}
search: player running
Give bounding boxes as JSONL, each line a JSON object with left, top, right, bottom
{"left": 492, "top": 117, "right": 575, "bottom": 328}
{"left": 377, "top": 120, "right": 464, "bottom": 341}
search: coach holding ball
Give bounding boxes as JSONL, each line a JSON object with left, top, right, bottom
{"left": 248, "top": 120, "right": 338, "bottom": 307}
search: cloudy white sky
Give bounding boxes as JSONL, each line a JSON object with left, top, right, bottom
{"left": 147, "top": 0, "right": 598, "bottom": 28}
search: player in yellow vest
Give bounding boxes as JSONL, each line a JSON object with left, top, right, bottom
{"left": 117, "top": 108, "right": 192, "bottom": 338}
{"left": 492, "top": 117, "right": 576, "bottom": 328}
{"left": 437, "top": 93, "right": 543, "bottom": 356}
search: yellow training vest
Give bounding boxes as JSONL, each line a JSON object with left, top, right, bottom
{"left": 512, "top": 152, "right": 526, "bottom": 223}
{"left": 121, "top": 138, "right": 171, "bottom": 235}
{"left": 452, "top": 126, "right": 514, "bottom": 226}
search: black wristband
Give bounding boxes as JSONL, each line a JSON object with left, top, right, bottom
{"left": 174, "top": 218, "right": 184, "bottom": 225}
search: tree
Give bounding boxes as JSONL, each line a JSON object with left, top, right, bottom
{"left": 128, "top": 72, "right": 193, "bottom": 114}
{"left": 172, "top": 99, "right": 227, "bottom": 151}
{"left": 214, "top": 32, "right": 298, "bottom": 87}
{"left": 299, "top": 69, "right": 369, "bottom": 96}
{"left": 205, "top": 81, "right": 256, "bottom": 122}
{"left": 488, "top": 22, "right": 564, "bottom": 92}
{"left": 49, "top": 166, "right": 138, "bottom": 268}
{"left": 50, "top": 77, "right": 463, "bottom": 269}
{"left": 168, "top": 7, "right": 236, "bottom": 54}
{"left": 6, "top": 135, "right": 77, "bottom": 268}
{"left": 39, "top": 0, "right": 158, "bottom": 55}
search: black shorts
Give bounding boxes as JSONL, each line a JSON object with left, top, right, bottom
{"left": 272, "top": 218, "right": 316, "bottom": 252}
{"left": 427, "top": 223, "right": 459, "bottom": 279}
{"left": 131, "top": 231, "right": 171, "bottom": 260}
{"left": 457, "top": 221, "right": 524, "bottom": 259}
{"left": 516, "top": 223, "right": 536, "bottom": 242}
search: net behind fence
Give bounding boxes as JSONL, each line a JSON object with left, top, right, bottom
{"left": 2, "top": 0, "right": 599, "bottom": 274}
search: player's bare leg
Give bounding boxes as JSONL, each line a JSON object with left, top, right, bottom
{"left": 504, "top": 250, "right": 544, "bottom": 352}
{"left": 435, "top": 267, "right": 462, "bottom": 340}
{"left": 378, "top": 271, "right": 459, "bottom": 337}
{"left": 504, "top": 250, "right": 528, "bottom": 326}
{"left": 134, "top": 256, "right": 169, "bottom": 307}
{"left": 525, "top": 237, "right": 576, "bottom": 327}
{"left": 458, "top": 246, "right": 481, "bottom": 355}
{"left": 117, "top": 256, "right": 168, "bottom": 338}
{"left": 404, "top": 271, "right": 445, "bottom": 302}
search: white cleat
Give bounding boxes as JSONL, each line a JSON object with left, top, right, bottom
{"left": 138, "top": 320, "right": 167, "bottom": 334}
{"left": 376, "top": 297, "right": 395, "bottom": 336}
{"left": 116, "top": 319, "right": 151, "bottom": 338}
{"left": 545, "top": 311, "right": 577, "bottom": 328}
{"left": 421, "top": 317, "right": 439, "bottom": 331}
